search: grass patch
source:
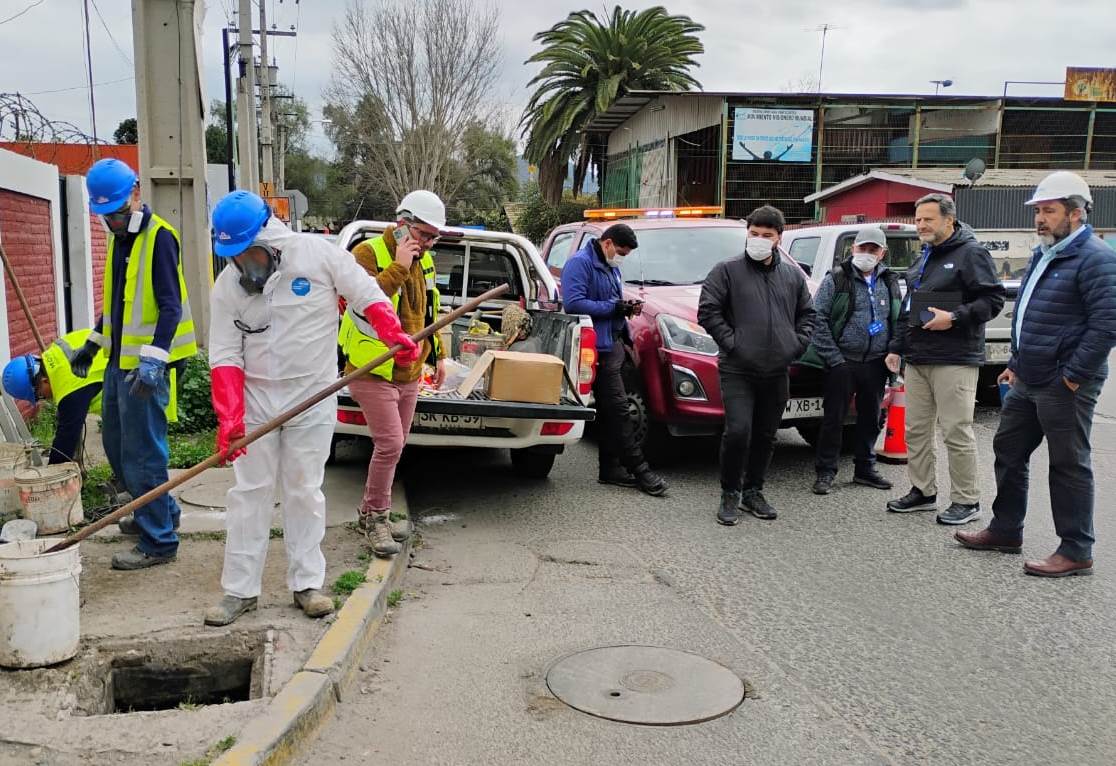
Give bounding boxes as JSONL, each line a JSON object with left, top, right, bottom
{"left": 333, "top": 595, "right": 344, "bottom": 611}
{"left": 388, "top": 511, "right": 408, "bottom": 522}
{"left": 80, "top": 463, "right": 116, "bottom": 513}
{"left": 178, "top": 735, "right": 236, "bottom": 766}
{"left": 28, "top": 401, "right": 57, "bottom": 446}
{"left": 387, "top": 589, "right": 404, "bottom": 608}
{"left": 168, "top": 430, "right": 217, "bottom": 469}
{"left": 177, "top": 699, "right": 201, "bottom": 712}
{"left": 331, "top": 570, "right": 366, "bottom": 596}
{"left": 269, "top": 527, "right": 284, "bottom": 539}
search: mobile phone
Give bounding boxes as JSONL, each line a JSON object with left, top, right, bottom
{"left": 393, "top": 225, "right": 410, "bottom": 243}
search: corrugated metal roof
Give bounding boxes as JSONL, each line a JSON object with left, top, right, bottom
{"left": 875, "top": 167, "right": 1116, "bottom": 188}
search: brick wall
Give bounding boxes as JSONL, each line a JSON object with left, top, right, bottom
{"left": 0, "top": 190, "right": 59, "bottom": 358}
{"left": 90, "top": 214, "right": 106, "bottom": 316}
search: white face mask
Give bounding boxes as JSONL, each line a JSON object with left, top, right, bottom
{"left": 745, "top": 237, "right": 774, "bottom": 261}
{"left": 851, "top": 253, "right": 879, "bottom": 273}
{"left": 606, "top": 254, "right": 626, "bottom": 268}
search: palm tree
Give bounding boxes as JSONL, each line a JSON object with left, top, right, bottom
{"left": 521, "top": 6, "right": 704, "bottom": 205}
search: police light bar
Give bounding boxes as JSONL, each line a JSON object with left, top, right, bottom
{"left": 584, "top": 206, "right": 723, "bottom": 221}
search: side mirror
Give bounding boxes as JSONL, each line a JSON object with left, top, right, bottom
{"left": 798, "top": 262, "right": 813, "bottom": 277}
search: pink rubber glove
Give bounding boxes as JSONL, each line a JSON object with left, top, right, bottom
{"left": 211, "top": 366, "right": 247, "bottom": 464}
{"left": 364, "top": 302, "right": 422, "bottom": 366}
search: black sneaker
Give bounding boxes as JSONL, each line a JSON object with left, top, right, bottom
{"left": 633, "top": 464, "right": 668, "bottom": 497}
{"left": 119, "top": 514, "right": 180, "bottom": 536}
{"left": 886, "top": 487, "right": 937, "bottom": 513}
{"left": 853, "top": 468, "right": 893, "bottom": 490}
{"left": 812, "top": 473, "right": 836, "bottom": 495}
{"left": 598, "top": 466, "right": 637, "bottom": 488}
{"left": 717, "top": 490, "right": 742, "bottom": 526}
{"left": 936, "top": 502, "right": 981, "bottom": 526}
{"left": 740, "top": 488, "right": 777, "bottom": 520}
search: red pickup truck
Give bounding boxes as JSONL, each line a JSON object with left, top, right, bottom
{"left": 540, "top": 208, "right": 856, "bottom": 458}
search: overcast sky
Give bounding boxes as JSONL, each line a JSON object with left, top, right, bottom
{"left": 2, "top": 0, "right": 1113, "bottom": 157}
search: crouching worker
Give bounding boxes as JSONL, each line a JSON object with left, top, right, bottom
{"left": 204, "top": 191, "right": 419, "bottom": 626}
{"left": 3, "top": 330, "right": 107, "bottom": 464}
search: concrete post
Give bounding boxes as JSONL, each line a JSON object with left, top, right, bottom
{"left": 63, "top": 176, "right": 96, "bottom": 329}
{"left": 258, "top": 0, "right": 274, "bottom": 189}
{"left": 132, "top": 0, "right": 212, "bottom": 346}
{"left": 236, "top": 0, "right": 259, "bottom": 192}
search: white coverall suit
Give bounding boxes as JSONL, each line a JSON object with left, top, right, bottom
{"left": 208, "top": 218, "right": 390, "bottom": 598}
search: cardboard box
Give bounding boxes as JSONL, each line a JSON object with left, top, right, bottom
{"left": 456, "top": 350, "right": 565, "bottom": 405}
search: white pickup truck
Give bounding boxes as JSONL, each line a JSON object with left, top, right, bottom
{"left": 330, "top": 222, "right": 597, "bottom": 478}
{"left": 781, "top": 222, "right": 1019, "bottom": 402}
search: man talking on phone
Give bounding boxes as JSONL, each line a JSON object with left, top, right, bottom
{"left": 886, "top": 194, "right": 1005, "bottom": 525}
{"left": 563, "top": 224, "right": 668, "bottom": 497}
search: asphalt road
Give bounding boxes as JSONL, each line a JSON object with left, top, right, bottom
{"left": 299, "top": 395, "right": 1116, "bottom": 765}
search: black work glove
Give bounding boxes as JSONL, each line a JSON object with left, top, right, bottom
{"left": 612, "top": 300, "right": 629, "bottom": 319}
{"left": 70, "top": 340, "right": 102, "bottom": 378}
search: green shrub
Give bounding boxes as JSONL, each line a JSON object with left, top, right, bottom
{"left": 168, "top": 430, "right": 217, "bottom": 469}
{"left": 171, "top": 354, "right": 217, "bottom": 435}
{"left": 29, "top": 401, "right": 57, "bottom": 446}
{"left": 81, "top": 463, "right": 116, "bottom": 513}
{"left": 331, "top": 570, "right": 366, "bottom": 596}
{"left": 515, "top": 182, "right": 597, "bottom": 246}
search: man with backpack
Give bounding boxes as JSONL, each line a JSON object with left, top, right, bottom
{"left": 804, "top": 228, "right": 902, "bottom": 495}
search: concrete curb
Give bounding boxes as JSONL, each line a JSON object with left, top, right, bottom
{"left": 214, "top": 503, "right": 412, "bottom": 766}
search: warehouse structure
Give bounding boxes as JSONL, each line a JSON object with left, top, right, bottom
{"left": 588, "top": 91, "right": 1116, "bottom": 223}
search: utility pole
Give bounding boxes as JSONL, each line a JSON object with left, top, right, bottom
{"left": 132, "top": 0, "right": 212, "bottom": 344}
{"left": 276, "top": 124, "right": 287, "bottom": 192}
{"left": 258, "top": 0, "right": 274, "bottom": 193}
{"left": 221, "top": 26, "right": 236, "bottom": 191}
{"left": 236, "top": 0, "right": 259, "bottom": 192}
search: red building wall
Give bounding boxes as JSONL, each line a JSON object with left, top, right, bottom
{"left": 0, "top": 190, "right": 59, "bottom": 358}
{"left": 822, "top": 179, "right": 942, "bottom": 223}
{"left": 90, "top": 215, "right": 106, "bottom": 317}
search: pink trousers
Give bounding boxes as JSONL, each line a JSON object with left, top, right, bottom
{"left": 348, "top": 376, "right": 420, "bottom": 513}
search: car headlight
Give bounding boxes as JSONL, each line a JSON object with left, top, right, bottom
{"left": 658, "top": 314, "right": 719, "bottom": 356}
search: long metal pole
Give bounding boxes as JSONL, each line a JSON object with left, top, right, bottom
{"left": 46, "top": 284, "right": 511, "bottom": 553}
{"left": 220, "top": 27, "right": 234, "bottom": 195}
{"left": 0, "top": 241, "right": 47, "bottom": 353}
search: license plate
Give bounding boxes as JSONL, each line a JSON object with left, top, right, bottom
{"left": 783, "top": 397, "right": 824, "bottom": 419}
{"left": 412, "top": 412, "right": 484, "bottom": 431}
{"left": 985, "top": 342, "right": 1012, "bottom": 363}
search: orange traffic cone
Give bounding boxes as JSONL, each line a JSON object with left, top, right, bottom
{"left": 878, "top": 384, "right": 908, "bottom": 465}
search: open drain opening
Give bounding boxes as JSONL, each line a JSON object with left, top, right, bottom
{"left": 110, "top": 656, "right": 254, "bottom": 712}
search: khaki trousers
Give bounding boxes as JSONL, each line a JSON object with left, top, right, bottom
{"left": 904, "top": 363, "right": 981, "bottom": 504}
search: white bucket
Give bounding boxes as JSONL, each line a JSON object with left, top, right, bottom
{"left": 0, "top": 444, "right": 30, "bottom": 522}
{"left": 0, "top": 538, "right": 82, "bottom": 668}
{"left": 16, "top": 463, "right": 83, "bottom": 535}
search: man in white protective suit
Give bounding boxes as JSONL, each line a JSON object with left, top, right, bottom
{"left": 203, "top": 191, "right": 420, "bottom": 626}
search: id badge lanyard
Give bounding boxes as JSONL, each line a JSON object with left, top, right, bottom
{"left": 904, "top": 246, "right": 932, "bottom": 311}
{"left": 866, "top": 271, "right": 884, "bottom": 337}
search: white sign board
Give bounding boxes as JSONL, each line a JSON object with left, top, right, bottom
{"left": 732, "top": 108, "right": 815, "bottom": 163}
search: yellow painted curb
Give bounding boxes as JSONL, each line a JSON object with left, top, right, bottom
{"left": 214, "top": 488, "right": 413, "bottom": 766}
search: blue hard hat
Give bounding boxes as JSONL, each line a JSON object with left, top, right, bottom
{"left": 86, "top": 158, "right": 138, "bottom": 214}
{"left": 2, "top": 355, "right": 40, "bottom": 403}
{"left": 212, "top": 190, "right": 271, "bottom": 257}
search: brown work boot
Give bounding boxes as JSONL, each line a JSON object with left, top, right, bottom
{"left": 955, "top": 527, "right": 1023, "bottom": 554}
{"left": 204, "top": 595, "right": 258, "bottom": 627}
{"left": 360, "top": 511, "right": 401, "bottom": 558}
{"left": 1023, "top": 553, "right": 1093, "bottom": 578}
{"left": 389, "top": 512, "right": 414, "bottom": 543}
{"left": 293, "top": 588, "right": 335, "bottom": 617}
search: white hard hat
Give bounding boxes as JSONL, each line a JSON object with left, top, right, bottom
{"left": 397, "top": 190, "right": 446, "bottom": 229}
{"left": 1025, "top": 171, "right": 1093, "bottom": 206}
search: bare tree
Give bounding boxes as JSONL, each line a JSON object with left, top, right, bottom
{"left": 780, "top": 74, "right": 821, "bottom": 94}
{"left": 328, "top": 0, "right": 501, "bottom": 204}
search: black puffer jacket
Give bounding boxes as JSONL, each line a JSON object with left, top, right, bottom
{"left": 698, "top": 250, "right": 815, "bottom": 377}
{"left": 890, "top": 224, "right": 1005, "bottom": 366}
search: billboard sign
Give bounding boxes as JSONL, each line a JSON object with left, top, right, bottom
{"left": 1065, "top": 67, "right": 1116, "bottom": 102}
{"left": 732, "top": 107, "right": 815, "bottom": 162}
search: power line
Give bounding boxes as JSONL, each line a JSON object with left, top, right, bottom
{"left": 22, "top": 75, "right": 133, "bottom": 95}
{"left": 290, "top": 0, "right": 301, "bottom": 92}
{"left": 88, "top": 0, "right": 133, "bottom": 65}
{"left": 79, "top": 0, "right": 98, "bottom": 142}
{"left": 0, "top": 0, "right": 46, "bottom": 26}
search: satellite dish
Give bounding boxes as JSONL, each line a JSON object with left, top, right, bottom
{"left": 962, "top": 158, "right": 986, "bottom": 186}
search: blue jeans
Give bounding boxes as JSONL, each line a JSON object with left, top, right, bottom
{"left": 101, "top": 364, "right": 179, "bottom": 556}
{"left": 989, "top": 377, "right": 1102, "bottom": 561}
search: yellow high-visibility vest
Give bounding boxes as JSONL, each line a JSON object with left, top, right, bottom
{"left": 42, "top": 329, "right": 105, "bottom": 414}
{"left": 338, "top": 234, "right": 441, "bottom": 381}
{"left": 103, "top": 213, "right": 197, "bottom": 370}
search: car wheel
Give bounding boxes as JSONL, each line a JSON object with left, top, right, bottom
{"left": 510, "top": 449, "right": 556, "bottom": 479}
{"left": 620, "top": 363, "right": 671, "bottom": 464}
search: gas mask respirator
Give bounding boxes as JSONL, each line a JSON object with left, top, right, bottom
{"left": 234, "top": 245, "right": 281, "bottom": 295}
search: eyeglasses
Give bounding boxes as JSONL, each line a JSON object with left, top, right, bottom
{"left": 403, "top": 220, "right": 440, "bottom": 246}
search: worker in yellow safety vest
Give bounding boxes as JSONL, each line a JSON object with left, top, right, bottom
{"left": 67, "top": 158, "right": 197, "bottom": 571}
{"left": 338, "top": 190, "right": 446, "bottom": 558}
{"left": 2, "top": 329, "right": 107, "bottom": 465}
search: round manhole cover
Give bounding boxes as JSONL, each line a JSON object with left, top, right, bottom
{"left": 545, "top": 645, "right": 744, "bottom": 725}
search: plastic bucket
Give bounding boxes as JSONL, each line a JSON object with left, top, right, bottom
{"left": 15, "top": 463, "right": 83, "bottom": 535}
{"left": 0, "top": 444, "right": 30, "bottom": 523}
{"left": 0, "top": 538, "right": 82, "bottom": 668}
